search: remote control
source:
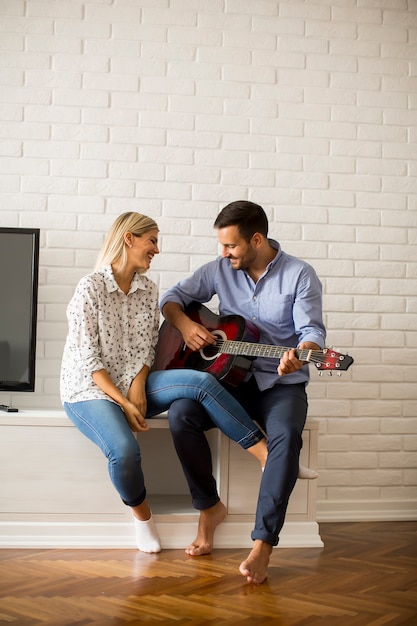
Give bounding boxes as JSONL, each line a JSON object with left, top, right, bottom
{"left": 0, "top": 404, "right": 18, "bottom": 413}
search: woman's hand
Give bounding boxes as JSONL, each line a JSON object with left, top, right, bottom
{"left": 122, "top": 400, "right": 149, "bottom": 432}
{"left": 125, "top": 367, "right": 149, "bottom": 431}
{"left": 91, "top": 368, "right": 149, "bottom": 432}
{"left": 127, "top": 376, "right": 147, "bottom": 418}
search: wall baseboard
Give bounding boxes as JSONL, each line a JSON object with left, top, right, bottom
{"left": 0, "top": 520, "right": 323, "bottom": 549}
{"left": 317, "top": 500, "right": 417, "bottom": 522}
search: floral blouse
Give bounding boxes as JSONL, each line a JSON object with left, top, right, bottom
{"left": 60, "top": 265, "right": 160, "bottom": 404}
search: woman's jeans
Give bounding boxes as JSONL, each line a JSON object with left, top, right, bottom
{"left": 64, "top": 369, "right": 264, "bottom": 508}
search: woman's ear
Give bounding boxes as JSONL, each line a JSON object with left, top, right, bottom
{"left": 124, "top": 232, "right": 133, "bottom": 248}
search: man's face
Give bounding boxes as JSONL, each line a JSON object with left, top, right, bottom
{"left": 217, "top": 225, "right": 257, "bottom": 271}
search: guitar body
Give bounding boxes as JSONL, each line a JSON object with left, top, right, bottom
{"left": 152, "top": 302, "right": 260, "bottom": 387}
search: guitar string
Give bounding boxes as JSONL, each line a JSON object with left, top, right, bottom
{"left": 214, "top": 340, "right": 342, "bottom": 365}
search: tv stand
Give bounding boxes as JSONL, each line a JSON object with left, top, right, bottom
{"left": 0, "top": 404, "right": 18, "bottom": 413}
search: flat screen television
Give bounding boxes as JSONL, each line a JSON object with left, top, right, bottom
{"left": 0, "top": 227, "right": 40, "bottom": 397}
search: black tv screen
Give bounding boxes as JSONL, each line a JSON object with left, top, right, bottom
{"left": 0, "top": 227, "right": 40, "bottom": 392}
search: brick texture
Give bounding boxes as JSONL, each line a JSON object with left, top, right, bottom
{"left": 0, "top": 0, "right": 416, "bottom": 520}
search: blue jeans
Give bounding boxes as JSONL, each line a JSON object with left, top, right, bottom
{"left": 168, "top": 377, "right": 308, "bottom": 546}
{"left": 64, "top": 369, "right": 264, "bottom": 508}
{"left": 146, "top": 370, "right": 263, "bottom": 448}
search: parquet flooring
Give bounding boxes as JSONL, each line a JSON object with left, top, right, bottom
{"left": 0, "top": 522, "right": 416, "bottom": 625}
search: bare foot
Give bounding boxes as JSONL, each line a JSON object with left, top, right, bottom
{"left": 239, "top": 540, "right": 273, "bottom": 584}
{"left": 247, "top": 439, "right": 268, "bottom": 468}
{"left": 185, "top": 501, "right": 227, "bottom": 556}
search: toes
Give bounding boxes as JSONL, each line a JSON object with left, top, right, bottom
{"left": 185, "top": 543, "right": 211, "bottom": 556}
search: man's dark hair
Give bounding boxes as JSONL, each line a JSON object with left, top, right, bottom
{"left": 214, "top": 201, "right": 269, "bottom": 242}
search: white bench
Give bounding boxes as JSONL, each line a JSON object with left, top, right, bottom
{"left": 0, "top": 410, "right": 322, "bottom": 548}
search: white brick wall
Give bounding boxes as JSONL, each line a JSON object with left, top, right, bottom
{"left": 0, "top": 0, "right": 416, "bottom": 521}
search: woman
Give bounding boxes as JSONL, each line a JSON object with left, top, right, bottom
{"left": 60, "top": 212, "right": 269, "bottom": 554}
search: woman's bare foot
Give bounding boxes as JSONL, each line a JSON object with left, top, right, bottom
{"left": 239, "top": 540, "right": 273, "bottom": 584}
{"left": 247, "top": 439, "right": 268, "bottom": 468}
{"left": 185, "top": 501, "right": 227, "bottom": 556}
{"left": 251, "top": 445, "right": 317, "bottom": 478}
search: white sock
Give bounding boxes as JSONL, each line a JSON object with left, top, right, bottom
{"left": 298, "top": 464, "right": 319, "bottom": 480}
{"left": 134, "top": 514, "right": 161, "bottom": 553}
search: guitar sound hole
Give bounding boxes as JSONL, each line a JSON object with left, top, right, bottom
{"left": 199, "top": 329, "right": 226, "bottom": 362}
{"left": 202, "top": 345, "right": 219, "bottom": 360}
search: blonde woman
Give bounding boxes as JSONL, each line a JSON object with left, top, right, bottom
{"left": 61, "top": 212, "right": 270, "bottom": 554}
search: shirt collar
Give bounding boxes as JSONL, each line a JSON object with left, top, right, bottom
{"left": 265, "top": 238, "right": 281, "bottom": 272}
{"left": 101, "top": 265, "right": 146, "bottom": 294}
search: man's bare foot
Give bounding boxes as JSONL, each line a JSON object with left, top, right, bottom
{"left": 239, "top": 540, "right": 273, "bottom": 584}
{"left": 185, "top": 501, "right": 227, "bottom": 556}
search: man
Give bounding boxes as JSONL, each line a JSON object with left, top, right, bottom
{"left": 160, "top": 201, "right": 326, "bottom": 584}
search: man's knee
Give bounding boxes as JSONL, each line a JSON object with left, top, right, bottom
{"left": 267, "top": 421, "right": 303, "bottom": 452}
{"left": 168, "top": 398, "right": 212, "bottom": 435}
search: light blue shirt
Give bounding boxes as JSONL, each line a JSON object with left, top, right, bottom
{"left": 159, "top": 239, "right": 326, "bottom": 390}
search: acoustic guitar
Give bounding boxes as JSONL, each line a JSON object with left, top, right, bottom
{"left": 152, "top": 301, "right": 354, "bottom": 387}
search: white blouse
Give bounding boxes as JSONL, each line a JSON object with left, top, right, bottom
{"left": 60, "top": 265, "right": 160, "bottom": 404}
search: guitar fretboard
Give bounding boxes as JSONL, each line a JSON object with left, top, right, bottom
{"left": 218, "top": 340, "right": 318, "bottom": 362}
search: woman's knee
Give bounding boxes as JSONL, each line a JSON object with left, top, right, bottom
{"left": 190, "top": 370, "right": 217, "bottom": 386}
{"left": 110, "top": 447, "right": 142, "bottom": 490}
{"left": 108, "top": 434, "right": 141, "bottom": 464}
{"left": 176, "top": 369, "right": 218, "bottom": 395}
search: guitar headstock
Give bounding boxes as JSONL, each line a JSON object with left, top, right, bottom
{"left": 314, "top": 348, "right": 354, "bottom": 375}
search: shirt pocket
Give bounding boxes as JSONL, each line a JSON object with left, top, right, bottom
{"left": 260, "top": 293, "right": 293, "bottom": 326}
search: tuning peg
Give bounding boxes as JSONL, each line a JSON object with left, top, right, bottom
{"left": 328, "top": 371, "right": 332, "bottom": 376}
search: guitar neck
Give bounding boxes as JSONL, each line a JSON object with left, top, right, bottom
{"left": 220, "top": 340, "right": 312, "bottom": 361}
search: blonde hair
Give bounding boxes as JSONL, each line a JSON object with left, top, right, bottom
{"left": 94, "top": 212, "right": 159, "bottom": 272}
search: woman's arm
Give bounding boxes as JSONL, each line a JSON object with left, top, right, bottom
{"left": 127, "top": 365, "right": 149, "bottom": 418}
{"left": 92, "top": 369, "right": 149, "bottom": 432}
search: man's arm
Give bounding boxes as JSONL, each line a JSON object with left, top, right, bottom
{"left": 279, "top": 265, "right": 325, "bottom": 378}
{"left": 162, "top": 302, "right": 217, "bottom": 352}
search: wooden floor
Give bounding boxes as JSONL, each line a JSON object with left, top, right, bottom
{"left": 0, "top": 522, "right": 416, "bottom": 625}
